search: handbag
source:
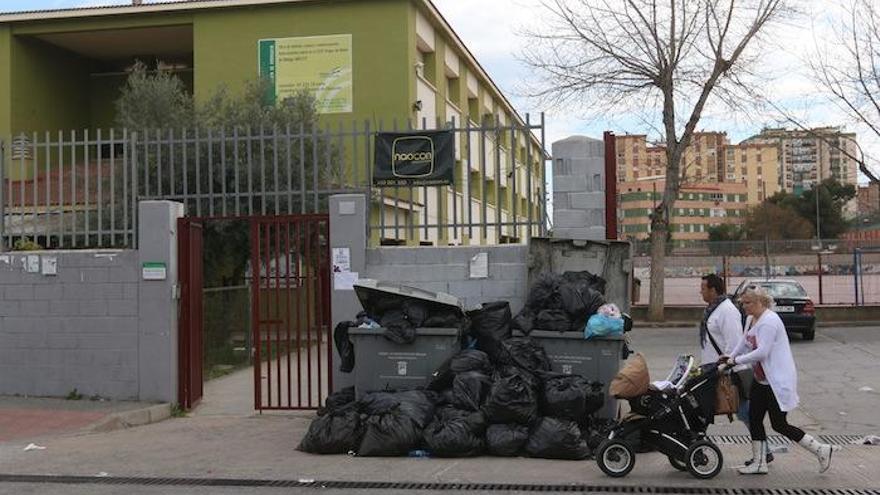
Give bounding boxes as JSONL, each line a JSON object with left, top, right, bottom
{"left": 707, "top": 319, "right": 755, "bottom": 401}
{"left": 715, "top": 374, "right": 740, "bottom": 416}
{"left": 705, "top": 328, "right": 742, "bottom": 414}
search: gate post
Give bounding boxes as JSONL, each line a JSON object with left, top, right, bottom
{"left": 0, "top": 137, "right": 5, "bottom": 252}
{"left": 329, "top": 194, "right": 367, "bottom": 393}
{"left": 137, "top": 200, "right": 185, "bottom": 402}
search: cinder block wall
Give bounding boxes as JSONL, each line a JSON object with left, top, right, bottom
{"left": 551, "top": 135, "right": 606, "bottom": 240}
{"left": 0, "top": 250, "right": 140, "bottom": 399}
{"left": 362, "top": 245, "right": 530, "bottom": 313}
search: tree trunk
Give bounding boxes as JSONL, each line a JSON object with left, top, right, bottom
{"left": 647, "top": 221, "right": 667, "bottom": 321}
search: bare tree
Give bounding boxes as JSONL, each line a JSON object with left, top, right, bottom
{"left": 809, "top": 0, "right": 880, "bottom": 183}
{"left": 522, "top": 0, "right": 789, "bottom": 320}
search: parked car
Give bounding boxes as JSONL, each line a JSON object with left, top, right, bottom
{"left": 731, "top": 279, "right": 817, "bottom": 341}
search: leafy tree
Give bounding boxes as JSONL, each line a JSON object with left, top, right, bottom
{"left": 767, "top": 178, "right": 855, "bottom": 238}
{"left": 708, "top": 223, "right": 744, "bottom": 242}
{"left": 522, "top": 0, "right": 790, "bottom": 320}
{"left": 743, "top": 202, "right": 813, "bottom": 240}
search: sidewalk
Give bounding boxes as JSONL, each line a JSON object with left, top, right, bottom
{"left": 0, "top": 395, "right": 170, "bottom": 443}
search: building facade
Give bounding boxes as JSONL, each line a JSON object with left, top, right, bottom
{"left": 614, "top": 133, "right": 778, "bottom": 241}
{"left": 744, "top": 127, "right": 859, "bottom": 195}
{"left": 0, "top": 0, "right": 545, "bottom": 246}
{"left": 618, "top": 179, "right": 749, "bottom": 241}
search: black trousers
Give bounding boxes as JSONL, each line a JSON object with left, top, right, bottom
{"left": 749, "top": 382, "right": 805, "bottom": 442}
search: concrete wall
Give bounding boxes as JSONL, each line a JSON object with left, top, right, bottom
{"left": 552, "top": 135, "right": 606, "bottom": 240}
{"left": 0, "top": 201, "right": 182, "bottom": 402}
{"left": 363, "top": 245, "right": 529, "bottom": 313}
{"left": 0, "top": 250, "right": 140, "bottom": 399}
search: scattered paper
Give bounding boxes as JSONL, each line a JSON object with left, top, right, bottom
{"left": 859, "top": 386, "right": 874, "bottom": 392}
{"left": 298, "top": 478, "right": 315, "bottom": 483}
{"left": 23, "top": 443, "right": 46, "bottom": 451}
{"left": 854, "top": 435, "right": 880, "bottom": 445}
{"left": 839, "top": 411, "right": 849, "bottom": 416}
{"left": 95, "top": 472, "right": 109, "bottom": 477}
{"left": 334, "top": 271, "right": 358, "bottom": 291}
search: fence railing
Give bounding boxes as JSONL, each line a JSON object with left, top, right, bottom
{"left": 0, "top": 116, "right": 548, "bottom": 250}
{"left": 634, "top": 242, "right": 880, "bottom": 306}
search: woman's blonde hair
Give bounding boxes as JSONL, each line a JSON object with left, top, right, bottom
{"left": 741, "top": 286, "right": 774, "bottom": 308}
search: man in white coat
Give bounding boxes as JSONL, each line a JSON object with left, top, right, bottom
{"left": 699, "top": 274, "right": 742, "bottom": 365}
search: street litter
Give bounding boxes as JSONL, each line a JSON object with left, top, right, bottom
{"left": 23, "top": 443, "right": 46, "bottom": 451}
{"left": 853, "top": 435, "right": 880, "bottom": 445}
{"left": 95, "top": 472, "right": 109, "bottom": 477}
{"left": 859, "top": 386, "right": 874, "bottom": 392}
{"left": 302, "top": 271, "right": 632, "bottom": 461}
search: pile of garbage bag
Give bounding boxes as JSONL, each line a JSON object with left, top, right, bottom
{"left": 301, "top": 299, "right": 611, "bottom": 459}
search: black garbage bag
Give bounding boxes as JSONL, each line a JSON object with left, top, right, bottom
{"left": 584, "top": 381, "right": 605, "bottom": 416}
{"left": 559, "top": 285, "right": 606, "bottom": 331}
{"left": 562, "top": 270, "right": 607, "bottom": 295}
{"left": 358, "top": 390, "right": 436, "bottom": 429}
{"left": 423, "top": 309, "right": 464, "bottom": 328}
{"left": 423, "top": 417, "right": 485, "bottom": 457}
{"left": 358, "top": 411, "right": 422, "bottom": 456}
{"left": 526, "top": 273, "right": 564, "bottom": 311}
{"left": 584, "top": 418, "right": 617, "bottom": 450}
{"left": 402, "top": 300, "right": 428, "bottom": 327}
{"left": 511, "top": 308, "right": 536, "bottom": 335}
{"left": 541, "top": 374, "right": 593, "bottom": 422}
{"left": 486, "top": 423, "right": 530, "bottom": 456}
{"left": 450, "top": 349, "right": 492, "bottom": 374}
{"left": 297, "top": 407, "right": 362, "bottom": 454}
{"left": 467, "top": 301, "right": 511, "bottom": 359}
{"left": 452, "top": 371, "right": 492, "bottom": 411}
{"left": 333, "top": 321, "right": 357, "bottom": 373}
{"left": 525, "top": 417, "right": 591, "bottom": 460}
{"left": 435, "top": 407, "right": 487, "bottom": 433}
{"left": 318, "top": 386, "right": 356, "bottom": 416}
{"left": 497, "top": 337, "right": 551, "bottom": 373}
{"left": 483, "top": 367, "right": 539, "bottom": 424}
{"left": 427, "top": 355, "right": 456, "bottom": 392}
{"left": 536, "top": 309, "right": 570, "bottom": 332}
{"left": 380, "top": 309, "right": 416, "bottom": 344}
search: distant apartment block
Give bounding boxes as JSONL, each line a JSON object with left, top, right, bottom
{"left": 618, "top": 179, "right": 749, "bottom": 241}
{"left": 744, "top": 127, "right": 859, "bottom": 194}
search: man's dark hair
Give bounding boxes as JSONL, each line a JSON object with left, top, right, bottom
{"left": 701, "top": 273, "right": 726, "bottom": 295}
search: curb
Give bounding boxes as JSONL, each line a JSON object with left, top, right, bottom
{"left": 87, "top": 403, "right": 172, "bottom": 434}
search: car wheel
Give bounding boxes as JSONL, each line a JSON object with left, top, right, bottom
{"left": 803, "top": 325, "right": 815, "bottom": 341}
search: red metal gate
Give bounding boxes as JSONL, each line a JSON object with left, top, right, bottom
{"left": 251, "top": 215, "right": 332, "bottom": 410}
{"left": 178, "top": 218, "right": 204, "bottom": 410}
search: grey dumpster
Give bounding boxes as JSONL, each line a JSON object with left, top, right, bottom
{"left": 516, "top": 330, "right": 625, "bottom": 419}
{"left": 348, "top": 327, "right": 459, "bottom": 398}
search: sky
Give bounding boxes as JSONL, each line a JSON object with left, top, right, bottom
{"left": 3, "top": 0, "right": 877, "bottom": 181}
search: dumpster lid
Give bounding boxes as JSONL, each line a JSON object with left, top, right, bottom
{"left": 349, "top": 327, "right": 460, "bottom": 337}
{"left": 353, "top": 279, "right": 464, "bottom": 316}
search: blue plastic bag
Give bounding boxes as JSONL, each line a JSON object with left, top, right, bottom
{"left": 584, "top": 314, "right": 624, "bottom": 339}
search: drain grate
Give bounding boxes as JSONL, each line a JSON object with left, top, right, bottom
{"left": 1, "top": 474, "right": 879, "bottom": 494}
{"left": 710, "top": 434, "right": 864, "bottom": 446}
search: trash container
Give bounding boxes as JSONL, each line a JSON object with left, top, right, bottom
{"left": 348, "top": 280, "right": 465, "bottom": 398}
{"left": 522, "top": 330, "right": 625, "bottom": 419}
{"left": 348, "top": 327, "right": 459, "bottom": 398}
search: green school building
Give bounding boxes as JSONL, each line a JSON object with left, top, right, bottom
{"left": 0, "top": 0, "right": 546, "bottom": 246}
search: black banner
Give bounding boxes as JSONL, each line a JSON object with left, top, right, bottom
{"left": 373, "top": 130, "right": 454, "bottom": 187}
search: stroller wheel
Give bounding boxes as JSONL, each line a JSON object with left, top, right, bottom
{"left": 667, "top": 455, "right": 687, "bottom": 471}
{"left": 597, "top": 440, "right": 636, "bottom": 478}
{"left": 685, "top": 440, "right": 723, "bottom": 479}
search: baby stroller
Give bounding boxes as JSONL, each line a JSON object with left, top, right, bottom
{"left": 596, "top": 355, "right": 726, "bottom": 479}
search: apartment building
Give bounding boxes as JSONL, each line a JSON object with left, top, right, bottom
{"left": 618, "top": 178, "right": 749, "bottom": 241}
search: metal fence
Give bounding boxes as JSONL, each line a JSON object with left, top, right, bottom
{"left": 0, "top": 116, "right": 547, "bottom": 250}
{"left": 633, "top": 239, "right": 880, "bottom": 306}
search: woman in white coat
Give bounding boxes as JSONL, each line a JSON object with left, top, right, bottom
{"left": 721, "top": 287, "right": 838, "bottom": 475}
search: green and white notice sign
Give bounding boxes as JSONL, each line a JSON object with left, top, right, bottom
{"left": 258, "top": 34, "right": 353, "bottom": 114}
{"left": 142, "top": 262, "right": 167, "bottom": 281}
